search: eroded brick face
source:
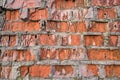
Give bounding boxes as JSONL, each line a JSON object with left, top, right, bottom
{"left": 0, "top": 0, "right": 120, "bottom": 80}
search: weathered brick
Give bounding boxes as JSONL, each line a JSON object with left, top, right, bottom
{"left": 21, "top": 35, "right": 36, "bottom": 46}
{"left": 87, "top": 49, "right": 120, "bottom": 60}
{"left": 3, "top": 21, "right": 40, "bottom": 31}
{"left": 20, "top": 66, "right": 28, "bottom": 78}
{"left": 70, "top": 48, "right": 85, "bottom": 60}
{"left": 76, "top": 0, "right": 85, "bottom": 7}
{"left": 50, "top": 10, "right": 71, "bottom": 21}
{"left": 24, "top": 0, "right": 42, "bottom": 8}
{"left": 29, "top": 65, "right": 51, "bottom": 78}
{"left": 89, "top": 22, "right": 107, "bottom": 32}
{"left": 72, "top": 8, "right": 94, "bottom": 20}
{"left": 55, "top": 0, "right": 75, "bottom": 10}
{"left": 105, "top": 65, "right": 120, "bottom": 77}
{"left": 85, "top": 35, "right": 104, "bottom": 46}
{"left": 87, "top": 49, "right": 106, "bottom": 60}
{"left": 38, "top": 34, "right": 57, "bottom": 45}
{"left": 69, "top": 21, "right": 87, "bottom": 32}
{"left": 46, "top": 21, "right": 58, "bottom": 32}
{"left": 59, "top": 49, "right": 71, "bottom": 60}
{"left": 53, "top": 65, "right": 74, "bottom": 77}
{"left": 1, "top": 36, "right": 16, "bottom": 47}
{"left": 57, "top": 22, "right": 69, "bottom": 32}
{"left": 97, "top": 8, "right": 116, "bottom": 19}
{"left": 109, "top": 21, "right": 120, "bottom": 32}
{"left": 0, "top": 67, "right": 12, "bottom": 78}
{"left": 109, "top": 36, "right": 120, "bottom": 46}
{"left": 40, "top": 48, "right": 57, "bottom": 60}
{"left": 62, "top": 34, "right": 81, "bottom": 46}
{"left": 29, "top": 8, "right": 48, "bottom": 20}
{"left": 1, "top": 50, "right": 35, "bottom": 61}
{"left": 105, "top": 50, "right": 120, "bottom": 60}
{"left": 79, "top": 65, "right": 98, "bottom": 77}
{"left": 91, "top": 0, "right": 120, "bottom": 6}
{"left": 87, "top": 65, "right": 98, "bottom": 77}
{"left": 4, "top": 0, "right": 24, "bottom": 9}
{"left": 6, "top": 10, "right": 20, "bottom": 21}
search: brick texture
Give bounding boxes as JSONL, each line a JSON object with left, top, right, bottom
{"left": 0, "top": 0, "right": 120, "bottom": 80}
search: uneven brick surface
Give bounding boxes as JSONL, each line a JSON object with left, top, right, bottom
{"left": 0, "top": 0, "right": 120, "bottom": 80}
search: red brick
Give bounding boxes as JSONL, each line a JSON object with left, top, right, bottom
{"left": 109, "top": 21, "right": 120, "bottom": 32}
{"left": 69, "top": 21, "right": 87, "bottom": 32}
{"left": 5, "top": 10, "right": 20, "bottom": 21}
{"left": 54, "top": 65, "right": 74, "bottom": 77}
{"left": 3, "top": 21, "right": 40, "bottom": 32}
{"left": 62, "top": 34, "right": 81, "bottom": 46}
{"left": 29, "top": 65, "right": 51, "bottom": 78}
{"left": 24, "top": 0, "right": 42, "bottom": 8}
{"left": 40, "top": 48, "right": 57, "bottom": 60}
{"left": 23, "top": 22, "right": 40, "bottom": 31}
{"left": 1, "top": 36, "right": 16, "bottom": 47}
{"left": 70, "top": 34, "right": 81, "bottom": 46}
{"left": 70, "top": 48, "right": 85, "bottom": 60}
{"left": 59, "top": 49, "right": 71, "bottom": 60}
{"left": 21, "top": 35, "right": 36, "bottom": 46}
{"left": 105, "top": 65, "right": 120, "bottom": 77}
{"left": 1, "top": 50, "right": 35, "bottom": 61}
{"left": 109, "top": 36, "right": 119, "bottom": 46}
{"left": 97, "top": 8, "right": 116, "bottom": 19}
{"left": 105, "top": 50, "right": 120, "bottom": 60}
{"left": 38, "top": 34, "right": 57, "bottom": 45}
{"left": 20, "top": 66, "right": 28, "bottom": 78}
{"left": 29, "top": 8, "right": 48, "bottom": 20}
{"left": 51, "top": 10, "right": 71, "bottom": 20}
{"left": 58, "top": 22, "right": 69, "bottom": 32}
{"left": 85, "top": 35, "right": 104, "bottom": 46}
{"left": 87, "top": 49, "right": 106, "bottom": 60}
{"left": 76, "top": 0, "right": 85, "bottom": 7}
{"left": 46, "top": 21, "right": 58, "bottom": 32}
{"left": 87, "top": 65, "right": 98, "bottom": 77}
{"left": 55, "top": 0, "right": 75, "bottom": 10}
{"left": 89, "top": 22, "right": 107, "bottom": 32}
{"left": 91, "top": 0, "right": 120, "bottom": 6}
{"left": 87, "top": 49, "right": 120, "bottom": 60}
{"left": 4, "top": 0, "right": 24, "bottom": 9}
{"left": 0, "top": 67, "right": 12, "bottom": 78}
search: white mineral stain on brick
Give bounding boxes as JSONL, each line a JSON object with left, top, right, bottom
{"left": 117, "top": 36, "right": 120, "bottom": 46}
{"left": 68, "top": 35, "right": 71, "bottom": 45}
{"left": 70, "top": 49, "right": 85, "bottom": 60}
{"left": 98, "top": 65, "right": 106, "bottom": 78}
{"left": 1, "top": 67, "right": 11, "bottom": 78}
{"left": 85, "top": 8, "right": 94, "bottom": 19}
{"left": 9, "top": 66, "right": 20, "bottom": 79}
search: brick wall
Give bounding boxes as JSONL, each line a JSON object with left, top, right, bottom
{"left": 0, "top": 0, "right": 120, "bottom": 80}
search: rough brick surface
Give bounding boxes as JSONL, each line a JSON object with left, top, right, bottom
{"left": 0, "top": 0, "right": 120, "bottom": 80}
